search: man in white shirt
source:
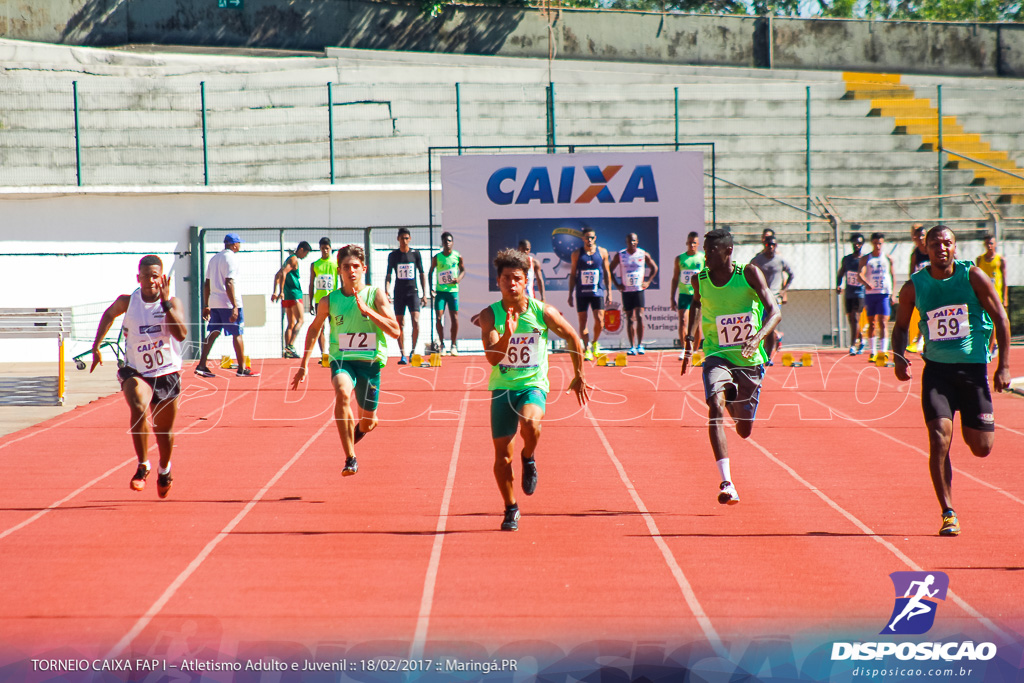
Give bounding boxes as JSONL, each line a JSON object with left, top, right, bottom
{"left": 195, "top": 233, "right": 259, "bottom": 378}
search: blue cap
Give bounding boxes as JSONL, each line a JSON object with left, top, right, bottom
{"left": 224, "top": 233, "right": 242, "bottom": 245}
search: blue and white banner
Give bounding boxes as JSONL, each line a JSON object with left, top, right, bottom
{"left": 441, "top": 151, "right": 705, "bottom": 347}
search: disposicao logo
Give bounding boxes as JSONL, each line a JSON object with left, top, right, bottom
{"left": 486, "top": 165, "right": 658, "bottom": 205}
{"left": 882, "top": 571, "right": 948, "bottom": 635}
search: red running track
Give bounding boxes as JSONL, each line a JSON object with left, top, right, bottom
{"left": 1, "top": 349, "right": 1022, "bottom": 669}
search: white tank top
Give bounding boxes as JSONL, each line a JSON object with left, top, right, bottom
{"left": 525, "top": 256, "right": 536, "bottom": 298}
{"left": 123, "top": 289, "right": 183, "bottom": 377}
{"left": 618, "top": 248, "right": 647, "bottom": 292}
{"left": 864, "top": 254, "right": 893, "bottom": 295}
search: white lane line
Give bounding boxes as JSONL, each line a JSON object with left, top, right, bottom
{"left": 0, "top": 401, "right": 110, "bottom": 452}
{"left": 409, "top": 390, "right": 471, "bottom": 661}
{"left": 793, "top": 388, "right": 1024, "bottom": 507}
{"left": 746, "top": 435, "right": 1013, "bottom": 643}
{"left": 584, "top": 406, "right": 728, "bottom": 660}
{"left": 107, "top": 416, "right": 334, "bottom": 659}
{"left": 0, "top": 390, "right": 254, "bottom": 542}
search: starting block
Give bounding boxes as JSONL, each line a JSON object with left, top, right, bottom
{"left": 692, "top": 351, "right": 704, "bottom": 367}
{"left": 614, "top": 353, "right": 628, "bottom": 367}
{"left": 429, "top": 352, "right": 442, "bottom": 367}
{"left": 874, "top": 352, "right": 891, "bottom": 367}
{"left": 220, "top": 355, "right": 232, "bottom": 369}
{"left": 321, "top": 353, "right": 330, "bottom": 368}
{"left": 596, "top": 354, "right": 609, "bottom": 367}
{"left": 410, "top": 353, "right": 423, "bottom": 367}
{"left": 781, "top": 352, "right": 795, "bottom": 367}
{"left": 801, "top": 352, "right": 813, "bottom": 367}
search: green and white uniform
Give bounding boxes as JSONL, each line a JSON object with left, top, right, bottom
{"left": 327, "top": 286, "right": 388, "bottom": 411}
{"left": 283, "top": 257, "right": 303, "bottom": 301}
{"left": 677, "top": 252, "right": 705, "bottom": 310}
{"left": 311, "top": 257, "right": 338, "bottom": 306}
{"left": 434, "top": 250, "right": 461, "bottom": 312}
{"left": 699, "top": 265, "right": 767, "bottom": 366}
{"left": 488, "top": 297, "right": 549, "bottom": 439}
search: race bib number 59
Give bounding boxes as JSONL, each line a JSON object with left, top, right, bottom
{"left": 716, "top": 312, "right": 755, "bottom": 347}
{"left": 926, "top": 304, "right": 969, "bottom": 342}
{"left": 502, "top": 334, "right": 541, "bottom": 369}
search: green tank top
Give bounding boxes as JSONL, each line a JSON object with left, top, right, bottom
{"left": 435, "top": 250, "right": 461, "bottom": 293}
{"left": 911, "top": 260, "right": 992, "bottom": 364}
{"left": 677, "top": 252, "right": 705, "bottom": 295}
{"left": 311, "top": 257, "right": 338, "bottom": 304}
{"left": 698, "top": 264, "right": 767, "bottom": 367}
{"left": 283, "top": 256, "right": 303, "bottom": 300}
{"left": 487, "top": 297, "right": 550, "bottom": 393}
{"left": 327, "top": 286, "right": 388, "bottom": 366}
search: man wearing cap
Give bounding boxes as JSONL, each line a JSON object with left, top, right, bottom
{"left": 195, "top": 233, "right": 260, "bottom": 378}
{"left": 272, "top": 241, "right": 312, "bottom": 358}
{"left": 309, "top": 237, "right": 338, "bottom": 355}
{"left": 749, "top": 235, "right": 793, "bottom": 363}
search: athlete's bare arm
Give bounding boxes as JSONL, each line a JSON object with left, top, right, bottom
{"left": 357, "top": 287, "right": 402, "bottom": 340}
{"left": 480, "top": 306, "right": 513, "bottom": 367}
{"left": 643, "top": 252, "right": 659, "bottom": 289}
{"left": 969, "top": 265, "right": 1011, "bottom": 391}
{"left": 90, "top": 295, "right": 131, "bottom": 372}
{"left": 744, "top": 264, "right": 781, "bottom": 359}
{"left": 543, "top": 304, "right": 591, "bottom": 406}
{"left": 428, "top": 254, "right": 438, "bottom": 298}
{"left": 533, "top": 260, "right": 546, "bottom": 301}
{"left": 891, "top": 280, "right": 916, "bottom": 382}
{"left": 568, "top": 251, "right": 580, "bottom": 305}
{"left": 600, "top": 247, "right": 613, "bottom": 302}
{"left": 608, "top": 253, "right": 622, "bottom": 290}
{"left": 670, "top": 257, "right": 681, "bottom": 310}
{"left": 271, "top": 255, "right": 297, "bottom": 302}
{"left": 291, "top": 297, "right": 331, "bottom": 388}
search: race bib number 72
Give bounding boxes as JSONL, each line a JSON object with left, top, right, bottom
{"left": 926, "top": 304, "right": 969, "bottom": 342}
{"left": 716, "top": 312, "right": 755, "bottom": 347}
{"left": 337, "top": 332, "right": 372, "bottom": 352}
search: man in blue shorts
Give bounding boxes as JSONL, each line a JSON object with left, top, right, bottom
{"left": 195, "top": 233, "right": 259, "bottom": 378}
{"left": 892, "top": 225, "right": 1011, "bottom": 537}
{"left": 858, "top": 232, "right": 895, "bottom": 363}
{"left": 293, "top": 244, "right": 401, "bottom": 476}
{"left": 479, "top": 248, "right": 590, "bottom": 531}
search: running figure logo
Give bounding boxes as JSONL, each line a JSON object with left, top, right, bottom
{"left": 882, "top": 571, "right": 949, "bottom": 635}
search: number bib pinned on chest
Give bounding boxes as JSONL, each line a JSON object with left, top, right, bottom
{"left": 336, "top": 331, "right": 373, "bottom": 352}
{"left": 716, "top": 312, "right": 755, "bottom": 347}
{"left": 397, "top": 263, "right": 415, "bottom": 280}
{"left": 502, "top": 334, "right": 541, "bottom": 369}
{"left": 926, "top": 304, "right": 970, "bottom": 342}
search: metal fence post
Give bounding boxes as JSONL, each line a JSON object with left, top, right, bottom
{"left": 674, "top": 86, "right": 679, "bottom": 151}
{"left": 455, "top": 83, "right": 463, "bottom": 155}
{"left": 363, "top": 228, "right": 373, "bottom": 285}
{"left": 806, "top": 86, "right": 812, "bottom": 240}
{"left": 279, "top": 229, "right": 286, "bottom": 351}
{"left": 328, "top": 82, "right": 336, "bottom": 184}
{"left": 73, "top": 81, "right": 82, "bottom": 186}
{"left": 937, "top": 84, "right": 943, "bottom": 219}
{"left": 201, "top": 81, "right": 209, "bottom": 186}
{"left": 189, "top": 226, "right": 204, "bottom": 359}
{"left": 546, "top": 83, "right": 557, "bottom": 152}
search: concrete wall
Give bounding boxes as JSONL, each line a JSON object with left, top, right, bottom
{"left": 2, "top": 0, "right": 1023, "bottom": 77}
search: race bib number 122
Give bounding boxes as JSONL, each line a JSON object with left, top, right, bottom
{"left": 716, "top": 312, "right": 755, "bottom": 347}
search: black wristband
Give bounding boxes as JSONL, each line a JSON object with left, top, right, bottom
{"left": 685, "top": 335, "right": 695, "bottom": 342}
{"left": 161, "top": 300, "right": 172, "bottom": 313}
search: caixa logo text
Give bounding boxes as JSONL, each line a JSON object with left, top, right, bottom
{"left": 486, "top": 165, "right": 658, "bottom": 205}
{"left": 831, "top": 642, "right": 996, "bottom": 662}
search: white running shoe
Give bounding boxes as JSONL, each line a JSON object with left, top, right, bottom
{"left": 718, "top": 481, "right": 740, "bottom": 505}
{"left": 678, "top": 350, "right": 686, "bottom": 360}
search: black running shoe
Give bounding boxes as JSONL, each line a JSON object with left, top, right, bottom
{"left": 157, "top": 471, "right": 173, "bottom": 499}
{"left": 130, "top": 463, "right": 150, "bottom": 491}
{"left": 521, "top": 458, "right": 538, "bottom": 496}
{"left": 342, "top": 455, "right": 358, "bottom": 476}
{"left": 501, "top": 506, "right": 520, "bottom": 531}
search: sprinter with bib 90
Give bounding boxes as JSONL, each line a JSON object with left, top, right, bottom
{"left": 292, "top": 244, "right": 401, "bottom": 477}
{"left": 478, "top": 248, "right": 591, "bottom": 532}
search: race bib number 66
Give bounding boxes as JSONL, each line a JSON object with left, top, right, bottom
{"left": 716, "top": 312, "right": 755, "bottom": 347}
{"left": 502, "top": 334, "right": 541, "bottom": 369}
{"left": 926, "top": 304, "right": 969, "bottom": 342}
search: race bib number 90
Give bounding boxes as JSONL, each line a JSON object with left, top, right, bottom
{"left": 336, "top": 332, "right": 372, "bottom": 352}
{"left": 502, "top": 334, "right": 541, "bottom": 369}
{"left": 397, "top": 263, "right": 415, "bottom": 280}
{"left": 439, "top": 269, "right": 457, "bottom": 285}
{"left": 926, "top": 304, "right": 969, "bottom": 342}
{"left": 315, "top": 274, "right": 334, "bottom": 291}
{"left": 716, "top": 312, "right": 755, "bottom": 348}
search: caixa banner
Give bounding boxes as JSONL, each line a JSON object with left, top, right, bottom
{"left": 440, "top": 151, "right": 705, "bottom": 348}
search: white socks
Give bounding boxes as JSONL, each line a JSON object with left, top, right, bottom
{"left": 716, "top": 458, "right": 732, "bottom": 483}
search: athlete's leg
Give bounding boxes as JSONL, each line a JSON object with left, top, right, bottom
{"left": 232, "top": 334, "right": 246, "bottom": 370}
{"left": 517, "top": 402, "right": 544, "bottom": 460}
{"left": 409, "top": 310, "right": 420, "bottom": 355}
{"left": 625, "top": 309, "right": 636, "bottom": 348}
{"left": 635, "top": 307, "right": 645, "bottom": 347}
{"left": 332, "top": 371, "right": 358, "bottom": 459}
{"left": 577, "top": 311, "right": 590, "bottom": 347}
{"left": 926, "top": 417, "right": 955, "bottom": 513}
{"left": 707, "top": 392, "right": 731, "bottom": 463}
{"left": 449, "top": 307, "right": 459, "bottom": 347}
{"left": 877, "top": 314, "right": 890, "bottom": 351}
{"left": 197, "top": 329, "right": 220, "bottom": 369}
{"left": 678, "top": 307, "right": 687, "bottom": 349}
{"left": 290, "top": 304, "right": 304, "bottom": 349}
{"left": 847, "top": 311, "right": 860, "bottom": 346}
{"left": 150, "top": 395, "right": 179, "bottom": 470}
{"left": 962, "top": 426, "right": 994, "bottom": 457}
{"left": 492, "top": 435, "right": 517, "bottom": 507}
{"left": 316, "top": 326, "right": 327, "bottom": 354}
{"left": 395, "top": 314, "right": 407, "bottom": 356}
{"left": 435, "top": 301, "right": 446, "bottom": 346}
{"left": 592, "top": 301, "right": 604, "bottom": 343}
{"left": 122, "top": 377, "right": 156, "bottom": 465}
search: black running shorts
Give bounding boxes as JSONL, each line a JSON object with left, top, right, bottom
{"left": 921, "top": 360, "right": 994, "bottom": 432}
